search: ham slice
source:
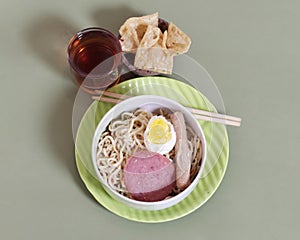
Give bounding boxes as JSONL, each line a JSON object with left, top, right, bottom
{"left": 124, "top": 151, "right": 175, "bottom": 202}
{"left": 170, "top": 112, "right": 192, "bottom": 190}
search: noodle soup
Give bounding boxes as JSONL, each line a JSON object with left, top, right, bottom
{"left": 92, "top": 95, "right": 206, "bottom": 210}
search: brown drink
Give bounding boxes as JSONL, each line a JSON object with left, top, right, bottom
{"left": 67, "top": 27, "right": 122, "bottom": 89}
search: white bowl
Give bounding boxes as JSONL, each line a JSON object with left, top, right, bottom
{"left": 92, "top": 95, "right": 207, "bottom": 210}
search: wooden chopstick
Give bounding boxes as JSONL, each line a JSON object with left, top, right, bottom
{"left": 91, "top": 91, "right": 242, "bottom": 127}
{"left": 94, "top": 90, "right": 131, "bottom": 100}
{"left": 186, "top": 107, "right": 241, "bottom": 122}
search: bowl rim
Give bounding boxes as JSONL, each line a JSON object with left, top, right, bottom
{"left": 91, "top": 95, "right": 207, "bottom": 207}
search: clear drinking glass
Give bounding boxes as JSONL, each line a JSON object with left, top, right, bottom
{"left": 67, "top": 27, "right": 123, "bottom": 89}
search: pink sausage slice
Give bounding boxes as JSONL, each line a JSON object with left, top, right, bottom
{"left": 124, "top": 151, "right": 175, "bottom": 202}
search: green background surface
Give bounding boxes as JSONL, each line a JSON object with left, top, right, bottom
{"left": 1, "top": 0, "right": 299, "bottom": 239}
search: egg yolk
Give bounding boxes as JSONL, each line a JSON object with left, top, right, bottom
{"left": 148, "top": 118, "right": 171, "bottom": 144}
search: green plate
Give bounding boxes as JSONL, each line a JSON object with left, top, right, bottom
{"left": 75, "top": 76, "right": 229, "bottom": 223}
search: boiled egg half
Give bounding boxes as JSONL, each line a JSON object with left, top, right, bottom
{"left": 144, "top": 116, "right": 176, "bottom": 155}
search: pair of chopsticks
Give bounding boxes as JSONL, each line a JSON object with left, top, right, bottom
{"left": 91, "top": 90, "right": 241, "bottom": 127}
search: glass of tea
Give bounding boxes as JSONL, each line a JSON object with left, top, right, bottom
{"left": 67, "top": 27, "right": 123, "bottom": 89}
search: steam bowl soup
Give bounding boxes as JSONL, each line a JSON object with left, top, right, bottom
{"left": 92, "top": 95, "right": 207, "bottom": 210}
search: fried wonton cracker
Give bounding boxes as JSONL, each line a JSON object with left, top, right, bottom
{"left": 134, "top": 47, "right": 174, "bottom": 74}
{"left": 134, "top": 25, "right": 174, "bottom": 74}
{"left": 119, "top": 13, "right": 191, "bottom": 74}
{"left": 157, "top": 30, "right": 168, "bottom": 49}
{"left": 119, "top": 27, "right": 139, "bottom": 52}
{"left": 138, "top": 25, "right": 161, "bottom": 48}
{"left": 119, "top": 12, "right": 158, "bottom": 52}
{"left": 166, "top": 22, "right": 191, "bottom": 54}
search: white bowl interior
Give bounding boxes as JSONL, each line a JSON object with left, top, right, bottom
{"left": 92, "top": 95, "right": 207, "bottom": 210}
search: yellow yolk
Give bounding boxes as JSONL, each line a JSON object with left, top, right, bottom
{"left": 148, "top": 118, "right": 171, "bottom": 144}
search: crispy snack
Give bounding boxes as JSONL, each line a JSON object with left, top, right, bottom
{"left": 134, "top": 25, "right": 174, "bottom": 74}
{"left": 138, "top": 25, "right": 162, "bottom": 48}
{"left": 119, "top": 27, "right": 139, "bottom": 52}
{"left": 166, "top": 22, "right": 191, "bottom": 54}
{"left": 119, "top": 12, "right": 158, "bottom": 52}
{"left": 134, "top": 47, "right": 174, "bottom": 74}
{"left": 119, "top": 13, "right": 191, "bottom": 74}
{"left": 161, "top": 30, "right": 168, "bottom": 49}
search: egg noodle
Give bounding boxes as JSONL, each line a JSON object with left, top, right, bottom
{"left": 96, "top": 109, "right": 202, "bottom": 198}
